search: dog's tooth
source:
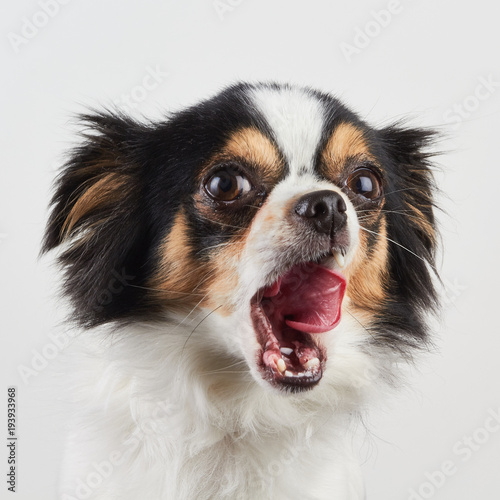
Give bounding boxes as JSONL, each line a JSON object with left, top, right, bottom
{"left": 285, "top": 370, "right": 293, "bottom": 377}
{"left": 333, "top": 251, "right": 345, "bottom": 268}
{"left": 304, "top": 358, "right": 320, "bottom": 371}
{"left": 280, "top": 347, "right": 293, "bottom": 356}
{"left": 277, "top": 358, "right": 286, "bottom": 374}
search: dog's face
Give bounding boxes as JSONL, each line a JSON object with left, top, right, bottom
{"left": 44, "top": 83, "right": 438, "bottom": 394}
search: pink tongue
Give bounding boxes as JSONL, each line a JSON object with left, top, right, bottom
{"left": 263, "top": 263, "right": 346, "bottom": 334}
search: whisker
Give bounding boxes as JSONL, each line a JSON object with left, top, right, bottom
{"left": 344, "top": 308, "right": 374, "bottom": 339}
{"left": 357, "top": 213, "right": 420, "bottom": 223}
{"left": 359, "top": 225, "right": 437, "bottom": 272}
{"left": 382, "top": 187, "right": 423, "bottom": 196}
{"left": 173, "top": 291, "right": 214, "bottom": 330}
{"left": 196, "top": 240, "right": 243, "bottom": 254}
{"left": 357, "top": 209, "right": 413, "bottom": 215}
{"left": 191, "top": 268, "right": 221, "bottom": 292}
{"left": 182, "top": 305, "right": 223, "bottom": 355}
{"left": 127, "top": 284, "right": 205, "bottom": 296}
{"left": 197, "top": 214, "right": 247, "bottom": 231}
{"left": 202, "top": 359, "right": 248, "bottom": 375}
{"left": 242, "top": 203, "right": 261, "bottom": 211}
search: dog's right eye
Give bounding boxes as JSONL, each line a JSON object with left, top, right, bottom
{"left": 204, "top": 168, "right": 252, "bottom": 202}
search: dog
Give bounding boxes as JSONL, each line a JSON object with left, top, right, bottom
{"left": 43, "top": 82, "right": 438, "bottom": 499}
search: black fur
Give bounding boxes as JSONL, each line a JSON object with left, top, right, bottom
{"left": 43, "top": 82, "right": 439, "bottom": 346}
{"left": 370, "top": 125, "right": 439, "bottom": 349}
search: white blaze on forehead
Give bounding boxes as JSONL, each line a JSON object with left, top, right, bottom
{"left": 250, "top": 86, "right": 326, "bottom": 177}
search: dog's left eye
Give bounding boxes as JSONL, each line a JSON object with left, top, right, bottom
{"left": 204, "top": 168, "right": 252, "bottom": 202}
{"left": 345, "top": 168, "right": 383, "bottom": 201}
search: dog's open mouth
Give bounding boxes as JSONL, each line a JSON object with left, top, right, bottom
{"left": 251, "top": 262, "right": 346, "bottom": 391}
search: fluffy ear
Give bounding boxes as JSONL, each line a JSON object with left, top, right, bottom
{"left": 378, "top": 125, "right": 440, "bottom": 313}
{"left": 42, "top": 112, "right": 151, "bottom": 327}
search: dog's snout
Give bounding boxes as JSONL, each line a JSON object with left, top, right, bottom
{"left": 294, "top": 190, "right": 347, "bottom": 236}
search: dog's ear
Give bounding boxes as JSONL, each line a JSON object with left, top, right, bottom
{"left": 378, "top": 125, "right": 440, "bottom": 313}
{"left": 42, "top": 112, "right": 150, "bottom": 327}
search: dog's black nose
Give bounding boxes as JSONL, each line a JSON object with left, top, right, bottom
{"left": 294, "top": 190, "right": 347, "bottom": 236}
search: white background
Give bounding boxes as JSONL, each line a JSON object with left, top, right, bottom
{"left": 1, "top": 1, "right": 499, "bottom": 499}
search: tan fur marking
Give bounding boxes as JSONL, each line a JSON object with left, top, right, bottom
{"left": 151, "top": 209, "right": 245, "bottom": 315}
{"left": 203, "top": 236, "right": 246, "bottom": 316}
{"left": 407, "top": 203, "right": 435, "bottom": 243}
{"left": 62, "top": 173, "right": 128, "bottom": 238}
{"left": 199, "top": 127, "right": 283, "bottom": 183}
{"left": 150, "top": 209, "right": 205, "bottom": 307}
{"left": 346, "top": 218, "right": 389, "bottom": 310}
{"left": 174, "top": 127, "right": 283, "bottom": 316}
{"left": 224, "top": 128, "right": 281, "bottom": 173}
{"left": 322, "top": 122, "right": 373, "bottom": 178}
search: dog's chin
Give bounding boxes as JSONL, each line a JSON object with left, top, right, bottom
{"left": 249, "top": 261, "right": 346, "bottom": 393}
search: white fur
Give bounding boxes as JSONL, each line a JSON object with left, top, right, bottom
{"left": 56, "top": 192, "right": 390, "bottom": 499}
{"left": 55, "top": 87, "right": 398, "bottom": 499}
{"left": 251, "top": 86, "right": 325, "bottom": 177}
{"left": 239, "top": 174, "right": 360, "bottom": 299}
{"left": 58, "top": 311, "right": 394, "bottom": 500}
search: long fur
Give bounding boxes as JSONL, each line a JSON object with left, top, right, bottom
{"left": 43, "top": 82, "right": 439, "bottom": 500}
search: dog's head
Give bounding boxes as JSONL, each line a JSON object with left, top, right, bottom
{"left": 43, "top": 83, "right": 438, "bottom": 394}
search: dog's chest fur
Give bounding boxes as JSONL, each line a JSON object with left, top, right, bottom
{"left": 58, "top": 318, "right": 373, "bottom": 500}
{"left": 45, "top": 83, "right": 438, "bottom": 500}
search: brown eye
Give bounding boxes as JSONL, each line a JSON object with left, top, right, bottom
{"left": 346, "top": 168, "right": 382, "bottom": 201}
{"left": 204, "top": 168, "right": 252, "bottom": 202}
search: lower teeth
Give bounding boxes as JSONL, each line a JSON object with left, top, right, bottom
{"left": 284, "top": 370, "right": 310, "bottom": 378}
{"left": 303, "top": 358, "right": 320, "bottom": 370}
{"left": 277, "top": 358, "right": 287, "bottom": 374}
